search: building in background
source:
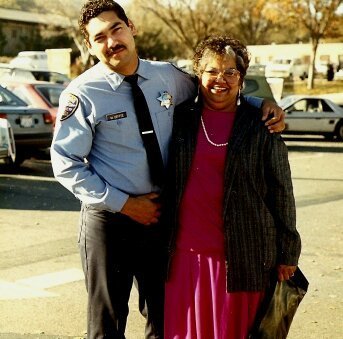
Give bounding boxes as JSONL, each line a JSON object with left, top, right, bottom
{"left": 248, "top": 42, "right": 343, "bottom": 74}
{"left": 0, "top": 7, "right": 68, "bottom": 56}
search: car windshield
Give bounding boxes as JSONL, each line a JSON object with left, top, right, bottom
{"left": 279, "top": 96, "right": 299, "bottom": 108}
{"left": 35, "top": 85, "right": 64, "bottom": 107}
{"left": 0, "top": 86, "right": 27, "bottom": 106}
{"left": 31, "top": 71, "right": 70, "bottom": 84}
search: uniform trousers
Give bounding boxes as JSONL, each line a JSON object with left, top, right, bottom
{"left": 79, "top": 204, "right": 166, "bottom": 339}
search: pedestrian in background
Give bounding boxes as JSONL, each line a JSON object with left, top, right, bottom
{"left": 50, "top": 1, "right": 286, "bottom": 338}
{"left": 327, "top": 63, "right": 334, "bottom": 81}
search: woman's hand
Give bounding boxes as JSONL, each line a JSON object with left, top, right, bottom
{"left": 277, "top": 264, "right": 297, "bottom": 281}
{"left": 261, "top": 100, "right": 286, "bottom": 133}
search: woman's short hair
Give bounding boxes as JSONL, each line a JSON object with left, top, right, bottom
{"left": 193, "top": 35, "right": 251, "bottom": 79}
{"left": 79, "top": 0, "right": 129, "bottom": 42}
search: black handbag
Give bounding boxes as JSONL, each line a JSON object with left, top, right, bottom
{"left": 250, "top": 267, "right": 309, "bottom": 339}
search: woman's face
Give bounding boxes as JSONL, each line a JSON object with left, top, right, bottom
{"left": 199, "top": 53, "right": 241, "bottom": 111}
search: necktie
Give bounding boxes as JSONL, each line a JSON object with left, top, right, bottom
{"left": 125, "top": 74, "right": 165, "bottom": 187}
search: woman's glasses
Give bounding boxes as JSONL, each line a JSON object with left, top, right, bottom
{"left": 203, "top": 68, "right": 240, "bottom": 83}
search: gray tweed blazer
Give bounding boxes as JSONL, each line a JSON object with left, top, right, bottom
{"left": 164, "top": 96, "right": 301, "bottom": 291}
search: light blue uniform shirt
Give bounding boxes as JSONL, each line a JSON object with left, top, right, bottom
{"left": 51, "top": 59, "right": 196, "bottom": 212}
{"left": 51, "top": 59, "right": 263, "bottom": 213}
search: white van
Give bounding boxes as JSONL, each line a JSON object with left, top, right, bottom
{"left": 265, "top": 57, "right": 309, "bottom": 80}
{"left": 9, "top": 51, "right": 49, "bottom": 70}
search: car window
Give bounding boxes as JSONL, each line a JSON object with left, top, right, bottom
{"left": 11, "top": 88, "right": 34, "bottom": 106}
{"left": 243, "top": 79, "right": 259, "bottom": 94}
{"left": 0, "top": 87, "right": 27, "bottom": 106}
{"left": 306, "top": 99, "right": 320, "bottom": 112}
{"left": 31, "top": 71, "right": 70, "bottom": 84}
{"left": 31, "top": 71, "right": 50, "bottom": 82}
{"left": 320, "top": 100, "right": 333, "bottom": 112}
{"left": 242, "top": 75, "right": 275, "bottom": 101}
{"left": 35, "top": 85, "right": 64, "bottom": 107}
{"left": 288, "top": 99, "right": 307, "bottom": 112}
{"left": 49, "top": 73, "right": 70, "bottom": 84}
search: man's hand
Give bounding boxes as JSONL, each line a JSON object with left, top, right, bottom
{"left": 277, "top": 264, "right": 297, "bottom": 282}
{"left": 261, "top": 100, "right": 285, "bottom": 133}
{"left": 120, "top": 193, "right": 161, "bottom": 226}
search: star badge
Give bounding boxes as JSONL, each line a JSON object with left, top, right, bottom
{"left": 157, "top": 91, "right": 173, "bottom": 109}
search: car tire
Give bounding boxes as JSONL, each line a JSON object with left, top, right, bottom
{"left": 324, "top": 133, "right": 334, "bottom": 141}
{"left": 335, "top": 121, "right": 343, "bottom": 141}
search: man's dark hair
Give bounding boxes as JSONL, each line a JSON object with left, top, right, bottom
{"left": 79, "top": 0, "right": 129, "bottom": 42}
{"left": 193, "top": 35, "right": 251, "bottom": 80}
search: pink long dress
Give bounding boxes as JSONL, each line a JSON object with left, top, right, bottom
{"left": 164, "top": 108, "right": 264, "bottom": 339}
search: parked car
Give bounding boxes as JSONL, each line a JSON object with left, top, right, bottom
{"left": 0, "top": 63, "right": 70, "bottom": 85}
{"left": 265, "top": 58, "right": 309, "bottom": 80}
{"left": 242, "top": 74, "right": 276, "bottom": 101}
{"left": 9, "top": 51, "right": 49, "bottom": 70}
{"left": 2, "top": 80, "right": 65, "bottom": 125}
{"left": 0, "top": 85, "right": 53, "bottom": 165}
{"left": 279, "top": 95, "right": 343, "bottom": 140}
{"left": 0, "top": 117, "right": 16, "bottom": 163}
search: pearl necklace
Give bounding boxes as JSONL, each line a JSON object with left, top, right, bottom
{"left": 200, "top": 116, "right": 228, "bottom": 147}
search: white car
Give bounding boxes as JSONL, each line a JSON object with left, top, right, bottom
{"left": 279, "top": 95, "right": 343, "bottom": 140}
{"left": 9, "top": 51, "right": 49, "bottom": 70}
{"left": 0, "top": 118, "right": 16, "bottom": 163}
{"left": 0, "top": 63, "right": 70, "bottom": 85}
{"left": 265, "top": 58, "right": 309, "bottom": 80}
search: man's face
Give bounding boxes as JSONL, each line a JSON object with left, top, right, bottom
{"left": 85, "top": 10, "right": 138, "bottom": 75}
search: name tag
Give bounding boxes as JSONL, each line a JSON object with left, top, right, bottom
{"left": 106, "top": 112, "right": 127, "bottom": 121}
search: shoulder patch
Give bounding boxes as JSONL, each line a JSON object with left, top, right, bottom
{"left": 60, "top": 94, "right": 79, "bottom": 121}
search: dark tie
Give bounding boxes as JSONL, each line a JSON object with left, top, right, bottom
{"left": 125, "top": 74, "right": 165, "bottom": 187}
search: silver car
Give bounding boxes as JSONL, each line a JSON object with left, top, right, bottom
{"left": 0, "top": 85, "right": 53, "bottom": 165}
{"left": 279, "top": 95, "right": 343, "bottom": 140}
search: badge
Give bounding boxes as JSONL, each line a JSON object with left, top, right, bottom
{"left": 60, "top": 94, "right": 79, "bottom": 121}
{"left": 106, "top": 112, "right": 127, "bottom": 121}
{"left": 157, "top": 91, "right": 173, "bottom": 109}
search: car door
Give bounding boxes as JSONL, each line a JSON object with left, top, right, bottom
{"left": 314, "top": 99, "right": 340, "bottom": 133}
{"left": 285, "top": 99, "right": 313, "bottom": 132}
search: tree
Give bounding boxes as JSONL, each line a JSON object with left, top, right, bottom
{"left": 227, "top": 0, "right": 282, "bottom": 45}
{"left": 274, "top": 0, "right": 343, "bottom": 89}
{"left": 136, "top": 0, "right": 232, "bottom": 55}
{"left": 0, "top": 0, "right": 91, "bottom": 70}
{"left": 35, "top": 0, "right": 93, "bottom": 71}
{"left": 0, "top": 24, "right": 7, "bottom": 54}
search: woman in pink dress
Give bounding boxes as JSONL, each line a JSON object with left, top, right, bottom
{"left": 163, "top": 36, "right": 301, "bottom": 339}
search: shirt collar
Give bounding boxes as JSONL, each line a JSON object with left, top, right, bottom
{"left": 97, "top": 59, "right": 151, "bottom": 91}
{"left": 135, "top": 59, "right": 152, "bottom": 80}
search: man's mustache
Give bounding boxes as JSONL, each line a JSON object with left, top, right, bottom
{"left": 107, "top": 45, "right": 126, "bottom": 56}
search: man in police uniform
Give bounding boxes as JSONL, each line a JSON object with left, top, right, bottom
{"left": 50, "top": 1, "right": 285, "bottom": 338}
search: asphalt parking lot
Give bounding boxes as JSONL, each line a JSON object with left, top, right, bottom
{"left": 0, "top": 137, "right": 342, "bottom": 339}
